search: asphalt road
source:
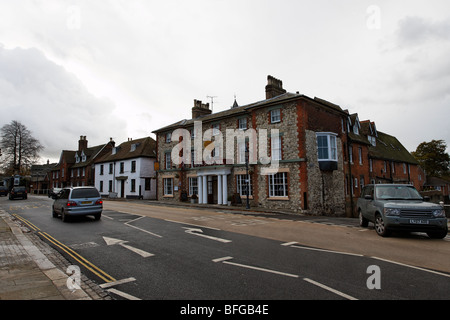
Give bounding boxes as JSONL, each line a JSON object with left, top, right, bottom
{"left": 1, "top": 195, "right": 449, "bottom": 301}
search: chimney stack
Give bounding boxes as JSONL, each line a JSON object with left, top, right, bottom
{"left": 78, "top": 136, "right": 88, "bottom": 151}
{"left": 265, "top": 75, "right": 286, "bottom": 99}
{"left": 191, "top": 99, "right": 212, "bottom": 119}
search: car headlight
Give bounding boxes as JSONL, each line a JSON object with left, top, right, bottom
{"left": 432, "top": 209, "right": 446, "bottom": 217}
{"left": 384, "top": 208, "right": 401, "bottom": 216}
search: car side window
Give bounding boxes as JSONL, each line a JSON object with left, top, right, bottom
{"left": 60, "top": 189, "right": 69, "bottom": 199}
{"left": 363, "top": 186, "right": 374, "bottom": 198}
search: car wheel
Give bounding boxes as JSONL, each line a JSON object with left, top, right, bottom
{"left": 359, "top": 210, "right": 369, "bottom": 227}
{"left": 374, "top": 214, "right": 390, "bottom": 237}
{"left": 94, "top": 213, "right": 101, "bottom": 221}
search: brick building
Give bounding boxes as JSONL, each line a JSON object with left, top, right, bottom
{"left": 50, "top": 136, "right": 115, "bottom": 189}
{"left": 153, "top": 76, "right": 424, "bottom": 217}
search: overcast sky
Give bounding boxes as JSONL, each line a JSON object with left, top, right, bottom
{"left": 0, "top": 0, "right": 449, "bottom": 164}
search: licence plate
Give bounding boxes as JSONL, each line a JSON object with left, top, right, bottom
{"left": 81, "top": 201, "right": 92, "bottom": 205}
{"left": 409, "top": 219, "right": 429, "bottom": 225}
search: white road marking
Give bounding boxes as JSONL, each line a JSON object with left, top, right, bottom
{"left": 103, "top": 236, "right": 154, "bottom": 258}
{"left": 183, "top": 227, "right": 232, "bottom": 243}
{"left": 281, "top": 241, "right": 298, "bottom": 246}
{"left": 124, "top": 216, "right": 162, "bottom": 238}
{"left": 107, "top": 288, "right": 141, "bottom": 300}
{"left": 165, "top": 219, "right": 220, "bottom": 230}
{"left": 284, "top": 243, "right": 364, "bottom": 257}
{"left": 370, "top": 256, "right": 450, "bottom": 278}
{"left": 212, "top": 256, "right": 233, "bottom": 263}
{"left": 213, "top": 256, "right": 299, "bottom": 278}
{"left": 303, "top": 278, "right": 358, "bottom": 300}
{"left": 99, "top": 277, "right": 136, "bottom": 289}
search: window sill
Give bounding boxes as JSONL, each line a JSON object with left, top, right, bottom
{"left": 267, "top": 196, "right": 289, "bottom": 201}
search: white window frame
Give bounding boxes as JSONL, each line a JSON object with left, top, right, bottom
{"left": 212, "top": 123, "right": 220, "bottom": 136}
{"left": 163, "top": 178, "right": 173, "bottom": 196}
{"left": 271, "top": 136, "right": 282, "bottom": 161}
{"left": 268, "top": 172, "right": 288, "bottom": 198}
{"left": 358, "top": 147, "right": 363, "bottom": 165}
{"left": 236, "top": 174, "right": 252, "bottom": 197}
{"left": 165, "top": 152, "right": 171, "bottom": 169}
{"left": 270, "top": 109, "right": 281, "bottom": 123}
{"left": 238, "top": 142, "right": 246, "bottom": 164}
{"left": 238, "top": 118, "right": 247, "bottom": 130}
{"left": 189, "top": 177, "right": 198, "bottom": 196}
{"left": 316, "top": 133, "right": 337, "bottom": 162}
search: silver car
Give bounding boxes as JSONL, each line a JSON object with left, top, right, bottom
{"left": 357, "top": 184, "right": 448, "bottom": 238}
{"left": 52, "top": 187, "right": 103, "bottom": 222}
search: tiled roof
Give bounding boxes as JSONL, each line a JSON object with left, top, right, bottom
{"left": 152, "top": 92, "right": 346, "bottom": 133}
{"left": 368, "top": 131, "right": 418, "bottom": 164}
{"left": 94, "top": 137, "right": 156, "bottom": 164}
{"left": 71, "top": 144, "right": 107, "bottom": 168}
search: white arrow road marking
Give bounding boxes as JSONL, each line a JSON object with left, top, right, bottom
{"left": 103, "top": 236, "right": 154, "bottom": 258}
{"left": 183, "top": 227, "right": 232, "bottom": 243}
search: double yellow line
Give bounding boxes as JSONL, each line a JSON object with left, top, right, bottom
{"left": 13, "top": 214, "right": 116, "bottom": 283}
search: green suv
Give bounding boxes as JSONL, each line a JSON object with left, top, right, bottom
{"left": 357, "top": 184, "right": 448, "bottom": 239}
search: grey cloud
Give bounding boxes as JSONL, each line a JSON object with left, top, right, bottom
{"left": 396, "top": 16, "right": 450, "bottom": 47}
{"left": 0, "top": 46, "right": 127, "bottom": 162}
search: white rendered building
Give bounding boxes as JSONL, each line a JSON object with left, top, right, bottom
{"left": 94, "top": 137, "right": 157, "bottom": 200}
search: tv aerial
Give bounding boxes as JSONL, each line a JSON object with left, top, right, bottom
{"left": 207, "top": 95, "right": 218, "bottom": 113}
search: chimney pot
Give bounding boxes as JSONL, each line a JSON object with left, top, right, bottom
{"left": 192, "top": 99, "right": 212, "bottom": 119}
{"left": 265, "top": 75, "right": 286, "bottom": 99}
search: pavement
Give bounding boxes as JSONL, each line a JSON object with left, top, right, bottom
{"left": 0, "top": 209, "right": 111, "bottom": 300}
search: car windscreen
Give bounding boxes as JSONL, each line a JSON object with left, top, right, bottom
{"left": 71, "top": 188, "right": 100, "bottom": 199}
{"left": 375, "top": 186, "right": 422, "bottom": 200}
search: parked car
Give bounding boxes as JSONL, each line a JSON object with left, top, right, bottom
{"left": 357, "top": 184, "right": 448, "bottom": 239}
{"left": 9, "top": 186, "right": 27, "bottom": 200}
{"left": 0, "top": 186, "right": 8, "bottom": 196}
{"left": 48, "top": 188, "right": 62, "bottom": 198}
{"left": 52, "top": 187, "right": 103, "bottom": 222}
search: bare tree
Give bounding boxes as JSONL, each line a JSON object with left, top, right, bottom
{"left": 0, "top": 120, "right": 43, "bottom": 174}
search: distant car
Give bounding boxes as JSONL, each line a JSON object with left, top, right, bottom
{"left": 357, "top": 184, "right": 448, "bottom": 239}
{"left": 0, "top": 186, "right": 8, "bottom": 196}
{"left": 52, "top": 187, "right": 103, "bottom": 222}
{"left": 48, "top": 188, "right": 62, "bottom": 198}
{"left": 9, "top": 186, "right": 27, "bottom": 200}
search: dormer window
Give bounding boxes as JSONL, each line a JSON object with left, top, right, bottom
{"left": 131, "top": 144, "right": 137, "bottom": 152}
{"left": 75, "top": 153, "right": 80, "bottom": 163}
{"left": 81, "top": 151, "right": 86, "bottom": 162}
{"left": 112, "top": 147, "right": 119, "bottom": 155}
